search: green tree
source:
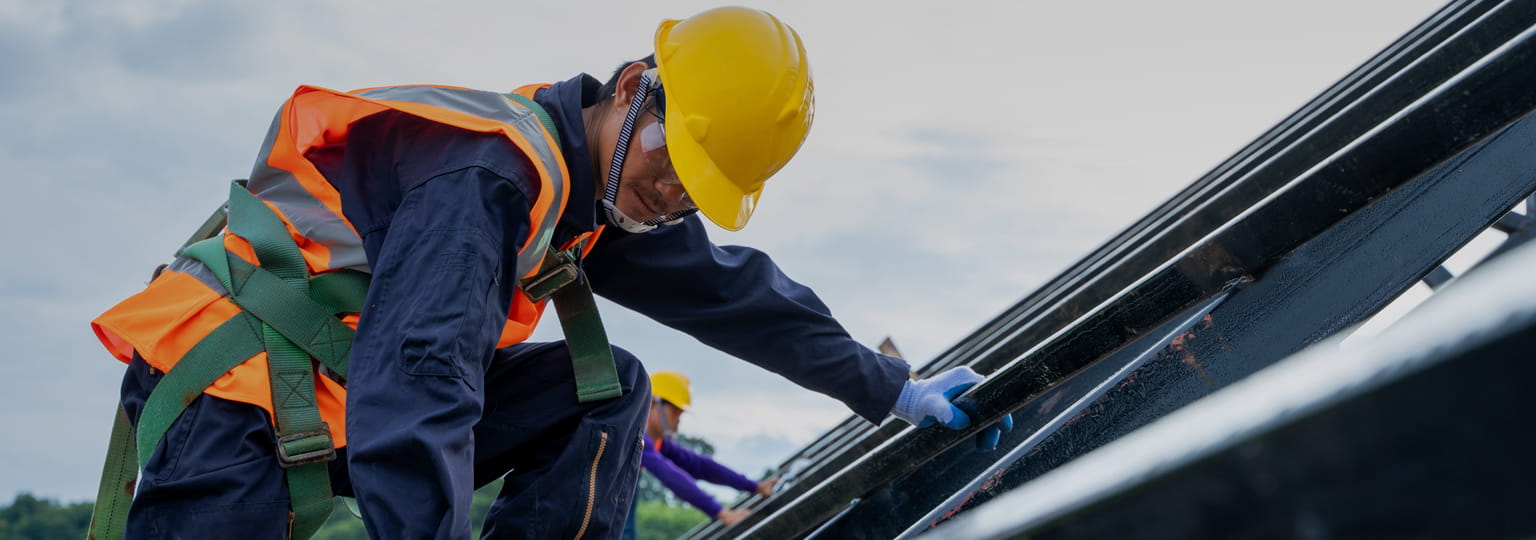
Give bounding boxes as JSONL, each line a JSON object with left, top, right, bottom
{"left": 672, "top": 433, "right": 715, "bottom": 456}
{"left": 0, "top": 493, "right": 93, "bottom": 540}
{"left": 631, "top": 432, "right": 720, "bottom": 538}
{"left": 9, "top": 433, "right": 725, "bottom": 538}
{"left": 314, "top": 479, "right": 504, "bottom": 538}
{"left": 316, "top": 446, "right": 716, "bottom": 539}
{"left": 312, "top": 502, "right": 369, "bottom": 540}
{"left": 637, "top": 432, "right": 715, "bottom": 506}
{"left": 633, "top": 499, "right": 707, "bottom": 540}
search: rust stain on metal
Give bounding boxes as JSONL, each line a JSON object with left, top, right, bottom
{"left": 1116, "top": 374, "right": 1139, "bottom": 391}
{"left": 1168, "top": 314, "right": 1221, "bottom": 385}
{"left": 1036, "top": 389, "right": 1067, "bottom": 416}
{"left": 934, "top": 467, "right": 1010, "bottom": 526}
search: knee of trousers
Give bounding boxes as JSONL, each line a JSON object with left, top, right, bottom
{"left": 608, "top": 345, "right": 651, "bottom": 418}
{"left": 610, "top": 345, "right": 645, "bottom": 388}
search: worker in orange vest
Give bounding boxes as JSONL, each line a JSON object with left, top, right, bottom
{"left": 87, "top": 6, "right": 1011, "bottom": 539}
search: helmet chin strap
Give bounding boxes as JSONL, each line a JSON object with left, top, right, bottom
{"left": 602, "top": 199, "right": 657, "bottom": 234}
{"left": 653, "top": 397, "right": 678, "bottom": 438}
{"left": 602, "top": 72, "right": 660, "bottom": 233}
{"left": 601, "top": 70, "right": 697, "bottom": 234}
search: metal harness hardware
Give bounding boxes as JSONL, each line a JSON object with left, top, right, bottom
{"left": 276, "top": 428, "right": 338, "bottom": 468}
{"left": 519, "top": 248, "right": 581, "bottom": 303}
{"left": 503, "top": 90, "right": 623, "bottom": 404}
{"left": 90, "top": 92, "right": 626, "bottom": 540}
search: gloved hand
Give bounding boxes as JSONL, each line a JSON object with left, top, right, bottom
{"left": 892, "top": 366, "right": 1015, "bottom": 450}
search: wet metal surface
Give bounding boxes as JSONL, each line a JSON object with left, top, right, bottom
{"left": 801, "top": 295, "right": 1233, "bottom": 540}
{"left": 887, "top": 294, "right": 1231, "bottom": 540}
{"left": 691, "top": 2, "right": 1536, "bottom": 538}
{"left": 933, "top": 237, "right": 1536, "bottom": 540}
{"left": 924, "top": 105, "right": 1536, "bottom": 527}
{"left": 682, "top": 6, "right": 1522, "bottom": 534}
{"left": 814, "top": 111, "right": 1536, "bottom": 535}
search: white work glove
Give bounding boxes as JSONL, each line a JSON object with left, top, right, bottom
{"left": 891, "top": 366, "right": 1014, "bottom": 450}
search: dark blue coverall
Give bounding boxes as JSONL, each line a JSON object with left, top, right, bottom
{"left": 118, "top": 74, "right": 910, "bottom": 539}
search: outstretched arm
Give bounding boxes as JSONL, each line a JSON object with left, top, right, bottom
{"left": 643, "top": 441, "right": 728, "bottom": 518}
{"left": 657, "top": 438, "right": 760, "bottom": 493}
{"left": 588, "top": 217, "right": 1014, "bottom": 448}
{"left": 584, "top": 217, "right": 909, "bottom": 423}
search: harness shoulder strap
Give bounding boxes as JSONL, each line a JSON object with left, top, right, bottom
{"left": 504, "top": 90, "right": 622, "bottom": 403}
{"left": 91, "top": 91, "right": 617, "bottom": 536}
{"left": 542, "top": 239, "right": 623, "bottom": 402}
{"left": 221, "top": 182, "right": 337, "bottom": 538}
{"left": 90, "top": 181, "right": 360, "bottom": 539}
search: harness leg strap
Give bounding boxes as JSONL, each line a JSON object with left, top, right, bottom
{"left": 86, "top": 405, "right": 138, "bottom": 540}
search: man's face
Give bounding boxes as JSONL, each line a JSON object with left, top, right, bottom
{"left": 648, "top": 399, "right": 684, "bottom": 435}
{"left": 610, "top": 100, "right": 696, "bottom": 223}
{"left": 664, "top": 401, "right": 684, "bottom": 432}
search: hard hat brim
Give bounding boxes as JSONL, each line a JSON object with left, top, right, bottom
{"left": 654, "top": 17, "right": 764, "bottom": 231}
{"left": 663, "top": 116, "right": 761, "bottom": 231}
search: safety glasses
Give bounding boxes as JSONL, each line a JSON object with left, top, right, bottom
{"left": 636, "top": 102, "right": 696, "bottom": 213}
{"left": 627, "top": 69, "right": 697, "bottom": 224}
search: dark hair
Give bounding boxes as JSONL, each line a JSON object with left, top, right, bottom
{"left": 596, "top": 54, "right": 657, "bottom": 105}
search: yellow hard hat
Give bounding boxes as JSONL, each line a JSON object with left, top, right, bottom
{"left": 650, "top": 371, "right": 692, "bottom": 410}
{"left": 654, "top": 6, "right": 815, "bottom": 231}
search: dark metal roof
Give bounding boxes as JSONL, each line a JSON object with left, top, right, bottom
{"left": 686, "top": 1, "right": 1536, "bottom": 537}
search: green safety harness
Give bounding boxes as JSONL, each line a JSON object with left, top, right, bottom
{"left": 87, "top": 96, "right": 620, "bottom": 539}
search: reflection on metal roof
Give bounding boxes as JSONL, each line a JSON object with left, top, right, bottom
{"left": 686, "top": 2, "right": 1536, "bottom": 537}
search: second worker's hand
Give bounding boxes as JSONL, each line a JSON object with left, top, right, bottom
{"left": 890, "top": 366, "right": 1015, "bottom": 450}
{"left": 718, "top": 508, "right": 751, "bottom": 526}
{"left": 756, "top": 476, "right": 780, "bottom": 498}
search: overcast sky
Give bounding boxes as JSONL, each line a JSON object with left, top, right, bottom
{"left": 0, "top": 0, "right": 1444, "bottom": 504}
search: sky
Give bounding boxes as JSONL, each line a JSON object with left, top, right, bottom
{"left": 0, "top": 0, "right": 1445, "bottom": 504}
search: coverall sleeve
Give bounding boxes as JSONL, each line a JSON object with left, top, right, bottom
{"left": 658, "top": 439, "right": 760, "bottom": 492}
{"left": 583, "top": 216, "right": 911, "bottom": 424}
{"left": 643, "top": 441, "right": 726, "bottom": 517}
{"left": 340, "top": 121, "right": 535, "bottom": 539}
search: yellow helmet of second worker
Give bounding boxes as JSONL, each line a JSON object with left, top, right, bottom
{"left": 654, "top": 6, "right": 815, "bottom": 231}
{"left": 650, "top": 371, "right": 692, "bottom": 410}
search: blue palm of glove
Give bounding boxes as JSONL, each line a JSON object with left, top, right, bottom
{"left": 892, "top": 366, "right": 1015, "bottom": 450}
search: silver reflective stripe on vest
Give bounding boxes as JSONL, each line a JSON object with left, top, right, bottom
{"left": 356, "top": 86, "right": 566, "bottom": 277}
{"left": 246, "top": 110, "right": 373, "bottom": 273}
{"left": 166, "top": 254, "right": 229, "bottom": 296}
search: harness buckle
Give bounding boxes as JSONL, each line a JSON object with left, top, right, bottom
{"left": 276, "top": 428, "right": 336, "bottom": 468}
{"left": 520, "top": 261, "right": 580, "bottom": 303}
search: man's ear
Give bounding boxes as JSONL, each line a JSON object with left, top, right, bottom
{"left": 613, "top": 61, "right": 651, "bottom": 111}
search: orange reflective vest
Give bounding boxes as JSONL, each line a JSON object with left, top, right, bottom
{"left": 92, "top": 84, "right": 599, "bottom": 447}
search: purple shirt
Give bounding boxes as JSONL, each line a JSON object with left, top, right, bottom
{"left": 641, "top": 434, "right": 759, "bottom": 517}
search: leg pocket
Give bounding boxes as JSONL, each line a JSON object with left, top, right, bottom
{"left": 130, "top": 395, "right": 291, "bottom": 538}
{"left": 149, "top": 498, "right": 289, "bottom": 539}
{"left": 481, "top": 420, "right": 637, "bottom": 540}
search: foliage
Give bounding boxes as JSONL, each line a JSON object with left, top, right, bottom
{"left": 314, "top": 479, "right": 503, "bottom": 539}
{"left": 0, "top": 493, "right": 93, "bottom": 540}
{"left": 637, "top": 432, "right": 715, "bottom": 506}
{"left": 633, "top": 499, "right": 707, "bottom": 540}
{"left": 3, "top": 432, "right": 722, "bottom": 539}
{"left": 673, "top": 433, "right": 715, "bottom": 456}
{"left": 631, "top": 432, "right": 720, "bottom": 538}
{"left": 312, "top": 500, "right": 369, "bottom": 540}
{"left": 313, "top": 470, "right": 710, "bottom": 539}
